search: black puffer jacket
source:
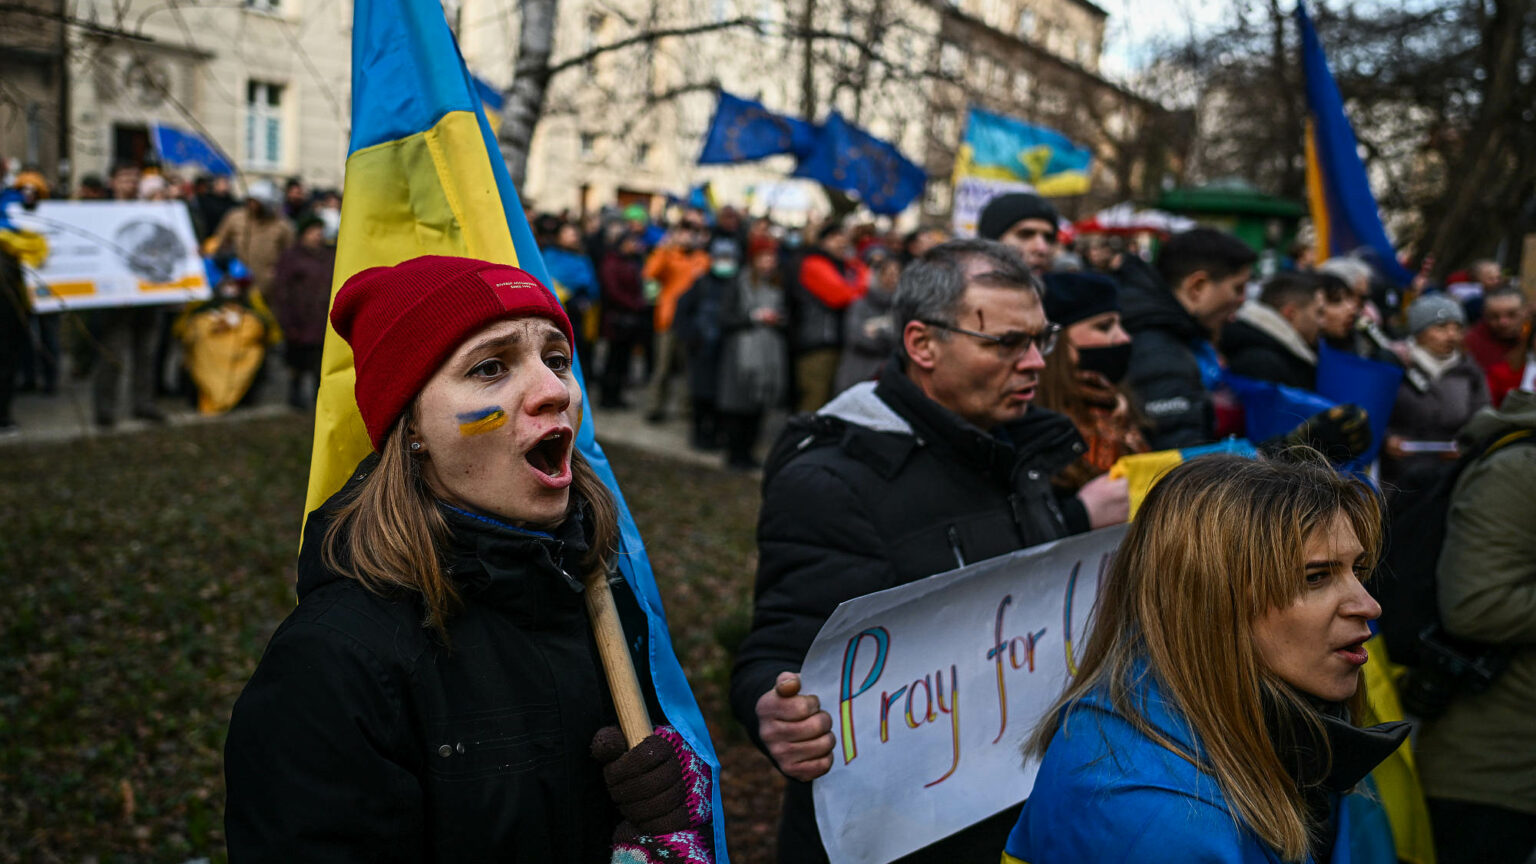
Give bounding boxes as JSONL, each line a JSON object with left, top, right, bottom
{"left": 225, "top": 458, "right": 659, "bottom": 863}
{"left": 730, "top": 358, "right": 1088, "bottom": 864}
{"left": 1117, "top": 255, "right": 1215, "bottom": 449}
{"left": 1219, "top": 302, "right": 1317, "bottom": 391}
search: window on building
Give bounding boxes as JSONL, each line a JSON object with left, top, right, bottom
{"left": 245, "top": 81, "right": 284, "bottom": 169}
{"left": 1077, "top": 39, "right": 1093, "bottom": 65}
{"left": 579, "top": 132, "right": 597, "bottom": 157}
{"left": 244, "top": 0, "right": 280, "bottom": 13}
{"left": 1013, "top": 70, "right": 1032, "bottom": 103}
{"left": 940, "top": 43, "right": 963, "bottom": 77}
{"left": 635, "top": 142, "right": 651, "bottom": 165}
{"left": 1017, "top": 8, "right": 1036, "bottom": 38}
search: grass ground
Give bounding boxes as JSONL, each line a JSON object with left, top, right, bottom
{"left": 0, "top": 414, "right": 783, "bottom": 863}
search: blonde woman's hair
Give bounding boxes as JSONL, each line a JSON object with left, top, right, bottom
{"left": 322, "top": 412, "right": 619, "bottom": 640}
{"left": 1025, "top": 451, "right": 1382, "bottom": 861}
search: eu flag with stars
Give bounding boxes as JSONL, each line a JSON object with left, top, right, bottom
{"left": 150, "top": 123, "right": 234, "bottom": 176}
{"left": 697, "top": 91, "right": 816, "bottom": 164}
{"left": 792, "top": 112, "right": 926, "bottom": 215}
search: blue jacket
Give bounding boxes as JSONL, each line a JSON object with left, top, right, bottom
{"left": 1004, "top": 670, "right": 1393, "bottom": 864}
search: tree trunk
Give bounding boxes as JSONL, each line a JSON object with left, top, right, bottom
{"left": 499, "top": 0, "right": 558, "bottom": 189}
{"left": 1423, "top": 0, "right": 1532, "bottom": 275}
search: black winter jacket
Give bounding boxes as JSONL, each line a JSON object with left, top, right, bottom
{"left": 730, "top": 358, "right": 1088, "bottom": 864}
{"left": 225, "top": 459, "right": 659, "bottom": 863}
{"left": 1117, "top": 255, "right": 1216, "bottom": 449}
{"left": 1221, "top": 319, "right": 1316, "bottom": 390}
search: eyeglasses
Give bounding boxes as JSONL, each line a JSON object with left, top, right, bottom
{"left": 921, "top": 320, "right": 1059, "bottom": 357}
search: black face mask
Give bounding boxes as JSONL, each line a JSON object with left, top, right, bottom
{"left": 1075, "top": 342, "right": 1132, "bottom": 384}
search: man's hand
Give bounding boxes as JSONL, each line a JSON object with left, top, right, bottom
{"left": 1077, "top": 473, "right": 1130, "bottom": 529}
{"left": 755, "top": 672, "right": 834, "bottom": 782}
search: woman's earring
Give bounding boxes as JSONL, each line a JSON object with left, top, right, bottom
{"left": 409, "top": 441, "right": 423, "bottom": 452}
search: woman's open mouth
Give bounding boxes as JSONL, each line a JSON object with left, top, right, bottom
{"left": 1334, "top": 640, "right": 1369, "bottom": 666}
{"left": 525, "top": 429, "right": 573, "bottom": 488}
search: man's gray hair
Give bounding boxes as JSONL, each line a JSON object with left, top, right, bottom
{"left": 893, "top": 239, "right": 1040, "bottom": 343}
{"left": 1316, "top": 257, "right": 1372, "bottom": 290}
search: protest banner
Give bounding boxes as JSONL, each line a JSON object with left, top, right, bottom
{"left": 799, "top": 524, "right": 1128, "bottom": 864}
{"left": 7, "top": 200, "right": 209, "bottom": 313}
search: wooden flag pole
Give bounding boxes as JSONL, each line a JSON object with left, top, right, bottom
{"left": 584, "top": 569, "right": 653, "bottom": 748}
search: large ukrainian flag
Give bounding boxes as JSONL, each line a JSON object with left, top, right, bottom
{"left": 306, "top": 0, "right": 729, "bottom": 855}
{"left": 1296, "top": 1, "right": 1412, "bottom": 284}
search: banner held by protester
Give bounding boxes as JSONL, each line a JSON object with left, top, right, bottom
{"left": 799, "top": 525, "right": 1128, "bottom": 864}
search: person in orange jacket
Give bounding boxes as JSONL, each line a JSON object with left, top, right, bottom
{"left": 642, "top": 213, "right": 712, "bottom": 422}
{"left": 792, "top": 221, "right": 868, "bottom": 413}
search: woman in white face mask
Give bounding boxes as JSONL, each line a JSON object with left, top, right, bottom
{"left": 1032, "top": 270, "right": 1148, "bottom": 492}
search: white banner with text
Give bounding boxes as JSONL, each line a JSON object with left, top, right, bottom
{"left": 800, "top": 524, "right": 1127, "bottom": 864}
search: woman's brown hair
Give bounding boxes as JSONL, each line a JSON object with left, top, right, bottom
{"left": 321, "top": 411, "right": 619, "bottom": 639}
{"left": 1025, "top": 451, "right": 1382, "bottom": 861}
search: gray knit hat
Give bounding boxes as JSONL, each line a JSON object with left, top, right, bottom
{"left": 1407, "top": 293, "right": 1466, "bottom": 335}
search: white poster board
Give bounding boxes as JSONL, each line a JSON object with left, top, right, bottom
{"left": 6, "top": 200, "right": 210, "bottom": 313}
{"left": 950, "top": 176, "right": 1034, "bottom": 238}
{"left": 799, "top": 524, "right": 1127, "bottom": 864}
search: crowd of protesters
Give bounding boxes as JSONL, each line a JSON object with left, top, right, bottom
{"left": 6, "top": 160, "right": 1535, "bottom": 863}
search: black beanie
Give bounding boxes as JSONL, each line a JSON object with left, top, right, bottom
{"left": 1041, "top": 271, "right": 1120, "bottom": 327}
{"left": 977, "top": 193, "right": 1060, "bottom": 241}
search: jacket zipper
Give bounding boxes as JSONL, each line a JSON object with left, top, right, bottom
{"left": 946, "top": 525, "right": 966, "bottom": 568}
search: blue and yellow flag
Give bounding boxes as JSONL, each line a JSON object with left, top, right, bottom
{"left": 1296, "top": 2, "right": 1412, "bottom": 284}
{"left": 955, "top": 107, "right": 1091, "bottom": 197}
{"left": 307, "top": 0, "right": 729, "bottom": 855}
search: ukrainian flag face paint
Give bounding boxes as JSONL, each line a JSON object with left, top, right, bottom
{"left": 414, "top": 317, "right": 581, "bottom": 529}
{"left": 456, "top": 406, "right": 508, "bottom": 437}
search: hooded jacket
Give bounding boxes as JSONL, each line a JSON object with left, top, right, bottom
{"left": 730, "top": 358, "right": 1088, "bottom": 864}
{"left": 1117, "top": 255, "right": 1217, "bottom": 450}
{"left": 1221, "top": 300, "right": 1318, "bottom": 391}
{"left": 224, "top": 459, "right": 660, "bottom": 863}
{"left": 1005, "top": 669, "right": 1404, "bottom": 864}
{"left": 1416, "top": 390, "right": 1536, "bottom": 815}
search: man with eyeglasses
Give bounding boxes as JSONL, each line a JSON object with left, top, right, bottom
{"left": 731, "top": 239, "right": 1130, "bottom": 864}
{"left": 977, "top": 192, "right": 1061, "bottom": 276}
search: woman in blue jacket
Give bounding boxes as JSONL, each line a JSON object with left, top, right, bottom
{"left": 1005, "top": 453, "right": 1407, "bottom": 864}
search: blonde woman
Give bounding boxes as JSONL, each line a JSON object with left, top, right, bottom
{"left": 1004, "top": 454, "right": 1407, "bottom": 864}
{"left": 225, "top": 256, "right": 713, "bottom": 863}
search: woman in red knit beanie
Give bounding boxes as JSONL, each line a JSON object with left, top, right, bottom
{"left": 225, "top": 255, "right": 715, "bottom": 863}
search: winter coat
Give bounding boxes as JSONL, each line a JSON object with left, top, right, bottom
{"left": 224, "top": 460, "right": 660, "bottom": 863}
{"left": 731, "top": 358, "right": 1089, "bottom": 864}
{"left": 643, "top": 244, "right": 710, "bottom": 333}
{"left": 1221, "top": 300, "right": 1317, "bottom": 391}
{"left": 673, "top": 271, "right": 730, "bottom": 404}
{"left": 1416, "top": 390, "right": 1536, "bottom": 815}
{"left": 1117, "top": 255, "right": 1217, "bottom": 449}
{"left": 1005, "top": 668, "right": 1400, "bottom": 864}
{"left": 716, "top": 274, "right": 787, "bottom": 415}
{"left": 1463, "top": 319, "right": 1525, "bottom": 408}
{"left": 791, "top": 248, "right": 868, "bottom": 354}
{"left": 832, "top": 287, "right": 897, "bottom": 395}
{"left": 1382, "top": 351, "right": 1489, "bottom": 490}
{"left": 268, "top": 244, "right": 336, "bottom": 347}
{"left": 600, "top": 252, "right": 650, "bottom": 342}
{"left": 210, "top": 208, "right": 294, "bottom": 293}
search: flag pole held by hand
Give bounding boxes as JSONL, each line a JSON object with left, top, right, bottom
{"left": 584, "top": 569, "right": 653, "bottom": 748}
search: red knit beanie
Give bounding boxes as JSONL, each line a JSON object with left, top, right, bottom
{"left": 331, "top": 255, "right": 575, "bottom": 450}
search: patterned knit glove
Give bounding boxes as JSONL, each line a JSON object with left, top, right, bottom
{"left": 593, "top": 725, "right": 714, "bottom": 863}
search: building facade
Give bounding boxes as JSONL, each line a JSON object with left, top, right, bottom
{"left": 0, "top": 0, "right": 67, "bottom": 182}
{"left": 62, "top": 0, "right": 350, "bottom": 191}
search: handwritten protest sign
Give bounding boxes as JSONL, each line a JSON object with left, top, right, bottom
{"left": 800, "top": 525, "right": 1127, "bottom": 864}
{"left": 6, "top": 200, "right": 210, "bottom": 313}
